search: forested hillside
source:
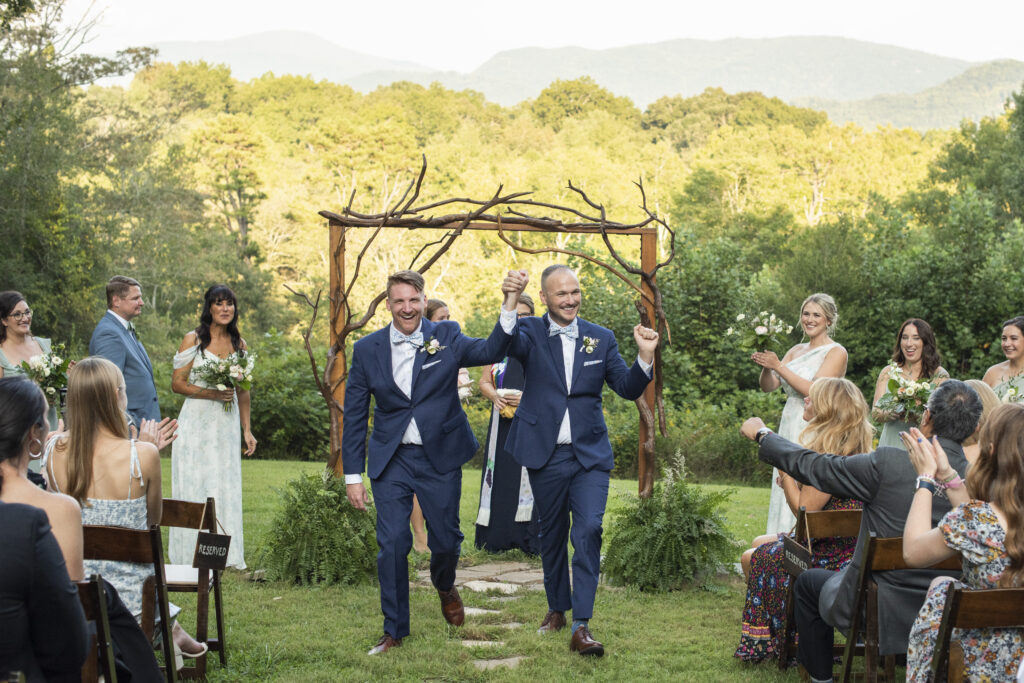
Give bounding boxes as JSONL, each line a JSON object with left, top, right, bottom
{"left": 5, "top": 1, "right": 1024, "bottom": 474}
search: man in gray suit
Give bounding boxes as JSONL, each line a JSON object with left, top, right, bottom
{"left": 89, "top": 276, "right": 160, "bottom": 427}
{"left": 740, "top": 379, "right": 981, "bottom": 683}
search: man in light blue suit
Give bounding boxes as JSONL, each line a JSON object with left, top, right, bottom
{"left": 89, "top": 276, "right": 160, "bottom": 427}
{"left": 343, "top": 268, "right": 527, "bottom": 655}
{"left": 505, "top": 264, "right": 658, "bottom": 657}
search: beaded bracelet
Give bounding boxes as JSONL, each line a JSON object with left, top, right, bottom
{"left": 916, "top": 476, "right": 939, "bottom": 494}
{"left": 943, "top": 475, "right": 964, "bottom": 490}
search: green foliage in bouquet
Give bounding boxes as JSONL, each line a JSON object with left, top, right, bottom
{"left": 602, "top": 454, "right": 739, "bottom": 591}
{"left": 259, "top": 472, "right": 378, "bottom": 585}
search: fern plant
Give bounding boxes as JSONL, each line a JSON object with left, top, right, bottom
{"left": 602, "top": 453, "right": 739, "bottom": 591}
{"left": 258, "top": 471, "right": 378, "bottom": 585}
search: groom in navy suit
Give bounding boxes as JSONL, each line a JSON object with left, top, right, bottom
{"left": 89, "top": 275, "right": 161, "bottom": 427}
{"left": 505, "top": 264, "right": 658, "bottom": 656}
{"left": 343, "top": 268, "right": 527, "bottom": 655}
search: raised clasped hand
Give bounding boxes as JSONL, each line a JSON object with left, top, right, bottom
{"left": 501, "top": 269, "right": 529, "bottom": 296}
{"left": 751, "top": 351, "right": 781, "bottom": 370}
{"left": 633, "top": 324, "right": 659, "bottom": 362}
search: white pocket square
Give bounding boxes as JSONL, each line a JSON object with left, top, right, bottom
{"left": 422, "top": 360, "right": 442, "bottom": 369}
{"left": 583, "top": 359, "right": 603, "bottom": 367}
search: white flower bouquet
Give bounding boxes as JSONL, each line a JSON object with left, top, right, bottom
{"left": 997, "top": 373, "right": 1024, "bottom": 404}
{"left": 192, "top": 351, "right": 256, "bottom": 412}
{"left": 20, "top": 343, "right": 71, "bottom": 407}
{"left": 874, "top": 361, "right": 935, "bottom": 424}
{"left": 727, "top": 311, "right": 793, "bottom": 353}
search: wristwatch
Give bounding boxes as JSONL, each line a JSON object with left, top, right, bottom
{"left": 755, "top": 427, "right": 773, "bottom": 444}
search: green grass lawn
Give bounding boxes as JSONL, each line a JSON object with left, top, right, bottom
{"left": 158, "top": 459, "right": 810, "bottom": 682}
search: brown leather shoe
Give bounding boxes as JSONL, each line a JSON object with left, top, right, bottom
{"left": 569, "top": 625, "right": 604, "bottom": 657}
{"left": 367, "top": 633, "right": 402, "bottom": 655}
{"left": 537, "top": 610, "right": 566, "bottom": 634}
{"left": 438, "top": 586, "right": 465, "bottom": 626}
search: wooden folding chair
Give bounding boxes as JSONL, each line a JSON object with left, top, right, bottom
{"left": 839, "top": 534, "right": 961, "bottom": 683}
{"left": 930, "top": 582, "right": 1024, "bottom": 683}
{"left": 82, "top": 525, "right": 177, "bottom": 683}
{"left": 160, "top": 497, "right": 227, "bottom": 678}
{"left": 778, "top": 506, "right": 863, "bottom": 670}
{"left": 77, "top": 575, "right": 118, "bottom": 683}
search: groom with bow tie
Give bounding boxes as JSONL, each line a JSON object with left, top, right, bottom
{"left": 504, "top": 264, "right": 658, "bottom": 657}
{"left": 343, "top": 268, "right": 528, "bottom": 656}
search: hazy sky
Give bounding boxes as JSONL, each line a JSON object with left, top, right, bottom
{"left": 62, "top": 0, "right": 1024, "bottom": 72}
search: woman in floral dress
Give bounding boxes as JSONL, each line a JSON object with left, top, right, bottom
{"left": 735, "top": 377, "right": 872, "bottom": 663}
{"left": 902, "top": 403, "right": 1024, "bottom": 682}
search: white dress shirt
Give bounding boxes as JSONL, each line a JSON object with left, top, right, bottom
{"left": 346, "top": 308, "right": 517, "bottom": 485}
{"left": 551, "top": 320, "right": 652, "bottom": 445}
{"left": 107, "top": 309, "right": 132, "bottom": 329}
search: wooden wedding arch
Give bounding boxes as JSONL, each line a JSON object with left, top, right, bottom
{"left": 294, "top": 161, "right": 674, "bottom": 496}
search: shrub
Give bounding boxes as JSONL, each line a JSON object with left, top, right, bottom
{"left": 258, "top": 472, "right": 377, "bottom": 585}
{"left": 602, "top": 455, "right": 739, "bottom": 591}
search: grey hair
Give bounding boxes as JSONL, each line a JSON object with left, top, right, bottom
{"left": 927, "top": 379, "right": 983, "bottom": 444}
{"left": 802, "top": 293, "right": 839, "bottom": 335}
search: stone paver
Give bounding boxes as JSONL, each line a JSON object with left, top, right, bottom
{"left": 499, "top": 622, "right": 523, "bottom": 630}
{"left": 473, "top": 656, "right": 526, "bottom": 671}
{"left": 463, "top": 607, "right": 500, "bottom": 616}
{"left": 461, "top": 640, "right": 505, "bottom": 648}
{"left": 463, "top": 580, "right": 519, "bottom": 595}
{"left": 491, "top": 569, "right": 545, "bottom": 584}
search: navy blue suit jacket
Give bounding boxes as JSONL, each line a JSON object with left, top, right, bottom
{"left": 505, "top": 315, "right": 651, "bottom": 471}
{"left": 89, "top": 311, "right": 160, "bottom": 423}
{"left": 342, "top": 317, "right": 513, "bottom": 479}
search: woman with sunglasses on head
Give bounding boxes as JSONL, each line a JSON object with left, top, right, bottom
{"left": 0, "top": 291, "right": 59, "bottom": 434}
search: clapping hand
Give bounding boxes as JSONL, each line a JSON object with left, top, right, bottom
{"left": 751, "top": 351, "right": 782, "bottom": 371}
{"left": 900, "top": 427, "right": 952, "bottom": 479}
{"left": 633, "top": 324, "right": 659, "bottom": 363}
{"left": 133, "top": 417, "right": 179, "bottom": 451}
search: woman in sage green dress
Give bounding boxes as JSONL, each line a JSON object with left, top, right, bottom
{"left": 751, "top": 293, "right": 848, "bottom": 535}
{"left": 0, "top": 291, "right": 60, "bottom": 437}
{"left": 872, "top": 317, "right": 947, "bottom": 449}
{"left": 982, "top": 315, "right": 1024, "bottom": 402}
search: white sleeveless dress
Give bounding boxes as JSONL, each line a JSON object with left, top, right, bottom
{"left": 765, "top": 342, "right": 840, "bottom": 535}
{"left": 168, "top": 345, "right": 246, "bottom": 569}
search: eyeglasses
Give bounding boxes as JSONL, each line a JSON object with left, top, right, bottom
{"left": 7, "top": 309, "right": 32, "bottom": 320}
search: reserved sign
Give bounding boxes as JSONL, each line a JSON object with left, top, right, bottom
{"left": 782, "top": 535, "right": 811, "bottom": 577}
{"left": 193, "top": 531, "right": 231, "bottom": 571}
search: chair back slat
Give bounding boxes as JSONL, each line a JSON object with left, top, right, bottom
{"left": 160, "top": 499, "right": 207, "bottom": 530}
{"left": 82, "top": 525, "right": 155, "bottom": 564}
{"left": 804, "top": 509, "right": 862, "bottom": 540}
{"left": 951, "top": 587, "right": 1024, "bottom": 629}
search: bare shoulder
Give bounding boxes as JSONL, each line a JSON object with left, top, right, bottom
{"left": 178, "top": 330, "right": 199, "bottom": 353}
{"left": 135, "top": 440, "right": 160, "bottom": 467}
{"left": 982, "top": 362, "right": 1006, "bottom": 386}
{"left": 240, "top": 337, "right": 248, "bottom": 351}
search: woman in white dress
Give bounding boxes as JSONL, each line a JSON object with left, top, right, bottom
{"left": 982, "top": 315, "right": 1024, "bottom": 401}
{"left": 169, "top": 285, "right": 257, "bottom": 570}
{"left": 750, "top": 293, "right": 848, "bottom": 535}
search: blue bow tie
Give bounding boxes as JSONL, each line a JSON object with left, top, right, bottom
{"left": 390, "top": 328, "right": 423, "bottom": 347}
{"left": 548, "top": 322, "right": 578, "bottom": 340}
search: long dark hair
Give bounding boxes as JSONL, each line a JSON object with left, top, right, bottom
{"left": 195, "top": 285, "right": 242, "bottom": 354}
{"left": 0, "top": 377, "right": 47, "bottom": 493}
{"left": 892, "top": 318, "right": 941, "bottom": 379}
{"left": 0, "top": 290, "right": 27, "bottom": 344}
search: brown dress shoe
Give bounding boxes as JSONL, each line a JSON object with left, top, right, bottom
{"left": 368, "top": 633, "right": 402, "bottom": 655}
{"left": 437, "top": 586, "right": 465, "bottom": 626}
{"left": 570, "top": 625, "right": 604, "bottom": 657}
{"left": 537, "top": 610, "right": 566, "bottom": 634}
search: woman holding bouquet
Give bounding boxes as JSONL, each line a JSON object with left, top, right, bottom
{"left": 872, "top": 318, "right": 948, "bottom": 449}
{"left": 169, "top": 285, "right": 256, "bottom": 569}
{"left": 474, "top": 293, "right": 539, "bottom": 554}
{"left": 0, "top": 291, "right": 60, "bottom": 432}
{"left": 751, "top": 293, "right": 847, "bottom": 535}
{"left": 982, "top": 315, "right": 1024, "bottom": 402}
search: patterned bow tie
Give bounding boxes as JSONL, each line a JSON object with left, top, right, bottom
{"left": 390, "top": 328, "right": 423, "bottom": 347}
{"left": 548, "top": 322, "right": 578, "bottom": 340}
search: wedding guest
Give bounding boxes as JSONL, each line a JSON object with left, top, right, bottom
{"left": 44, "top": 357, "right": 208, "bottom": 659}
{"left": 741, "top": 379, "right": 981, "bottom": 683}
{"left": 735, "top": 378, "right": 869, "bottom": 663}
{"left": 342, "top": 269, "right": 525, "bottom": 655}
{"left": 962, "top": 379, "right": 1000, "bottom": 467}
{"left": 0, "top": 377, "right": 88, "bottom": 680}
{"left": 872, "top": 318, "right": 948, "bottom": 449}
{"left": 89, "top": 276, "right": 160, "bottom": 429}
{"left": 475, "top": 293, "right": 539, "bottom": 554}
{"left": 0, "top": 290, "right": 60, "bottom": 432}
{"left": 751, "top": 293, "right": 847, "bottom": 535}
{"left": 901, "top": 405, "right": 1024, "bottom": 681}
{"left": 982, "top": 315, "right": 1024, "bottom": 401}
{"left": 1, "top": 377, "right": 163, "bottom": 680}
{"left": 504, "top": 265, "right": 657, "bottom": 656}
{"left": 169, "top": 284, "right": 255, "bottom": 570}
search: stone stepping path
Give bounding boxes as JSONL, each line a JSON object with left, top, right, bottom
{"left": 473, "top": 656, "right": 526, "bottom": 671}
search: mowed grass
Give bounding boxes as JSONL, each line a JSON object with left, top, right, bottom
{"left": 157, "top": 458, "right": 807, "bottom": 682}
